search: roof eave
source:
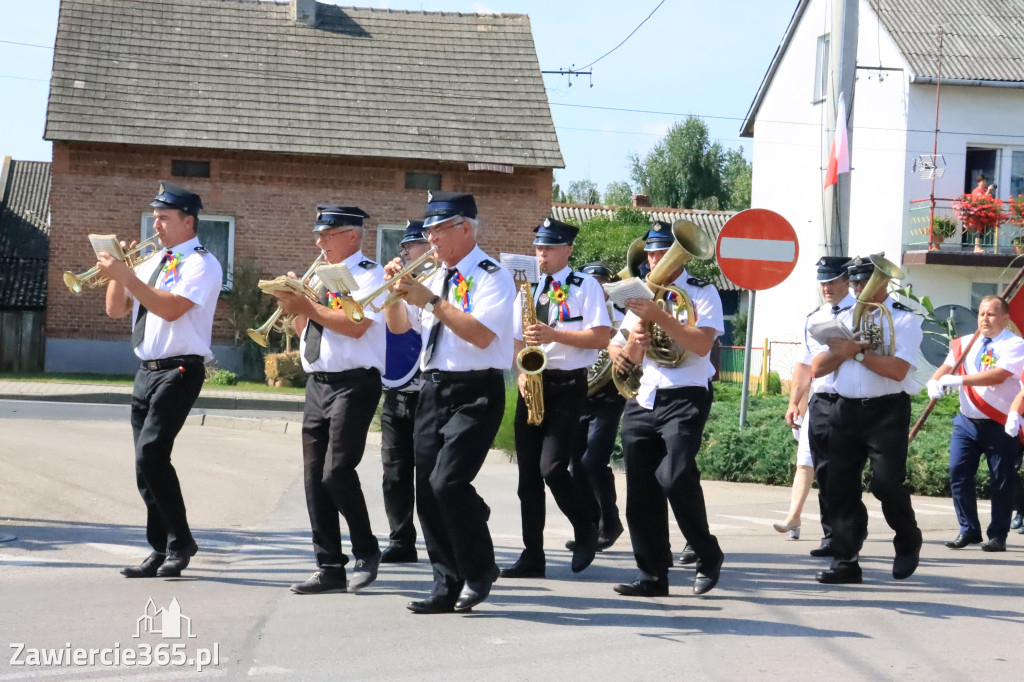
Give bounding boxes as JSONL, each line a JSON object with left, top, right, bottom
{"left": 910, "top": 75, "right": 1024, "bottom": 89}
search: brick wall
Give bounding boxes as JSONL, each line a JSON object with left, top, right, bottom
{"left": 48, "top": 142, "right": 553, "bottom": 343}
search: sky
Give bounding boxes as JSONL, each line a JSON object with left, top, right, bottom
{"left": 0, "top": 0, "right": 796, "bottom": 195}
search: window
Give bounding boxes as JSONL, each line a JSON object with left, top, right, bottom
{"left": 1011, "top": 151, "right": 1024, "bottom": 197}
{"left": 964, "top": 148, "right": 998, "bottom": 194}
{"left": 405, "top": 172, "right": 441, "bottom": 191}
{"left": 971, "top": 282, "right": 998, "bottom": 312}
{"left": 376, "top": 224, "right": 405, "bottom": 265}
{"left": 141, "top": 214, "right": 235, "bottom": 290}
{"left": 171, "top": 160, "right": 210, "bottom": 178}
{"left": 813, "top": 33, "right": 830, "bottom": 103}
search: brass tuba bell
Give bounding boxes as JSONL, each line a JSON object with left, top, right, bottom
{"left": 851, "top": 252, "right": 903, "bottom": 356}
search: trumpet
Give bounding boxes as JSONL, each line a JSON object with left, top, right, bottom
{"left": 247, "top": 252, "right": 326, "bottom": 347}
{"left": 63, "top": 236, "right": 162, "bottom": 294}
{"left": 345, "top": 247, "right": 439, "bottom": 323}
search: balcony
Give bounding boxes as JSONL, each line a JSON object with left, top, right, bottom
{"left": 902, "top": 197, "right": 1022, "bottom": 268}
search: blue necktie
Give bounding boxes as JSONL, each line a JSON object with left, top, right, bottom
{"left": 975, "top": 337, "right": 993, "bottom": 372}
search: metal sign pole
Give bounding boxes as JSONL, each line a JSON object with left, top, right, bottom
{"left": 739, "top": 290, "right": 756, "bottom": 427}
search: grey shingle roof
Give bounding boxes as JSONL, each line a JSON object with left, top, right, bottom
{"left": 550, "top": 203, "right": 741, "bottom": 291}
{"left": 45, "top": 0, "right": 563, "bottom": 168}
{"left": 0, "top": 159, "right": 51, "bottom": 308}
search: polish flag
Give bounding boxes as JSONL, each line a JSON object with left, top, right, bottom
{"left": 824, "top": 92, "right": 850, "bottom": 189}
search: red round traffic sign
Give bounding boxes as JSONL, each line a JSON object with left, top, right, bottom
{"left": 716, "top": 209, "right": 798, "bottom": 291}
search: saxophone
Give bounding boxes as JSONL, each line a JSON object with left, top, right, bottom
{"left": 515, "top": 276, "right": 547, "bottom": 425}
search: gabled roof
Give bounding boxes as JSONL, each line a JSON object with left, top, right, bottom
{"left": 45, "top": 0, "right": 563, "bottom": 169}
{"left": 550, "top": 203, "right": 742, "bottom": 291}
{"left": 0, "top": 159, "right": 51, "bottom": 309}
{"left": 740, "top": 0, "right": 1024, "bottom": 137}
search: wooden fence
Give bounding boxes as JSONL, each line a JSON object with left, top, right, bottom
{"left": 0, "top": 310, "right": 45, "bottom": 372}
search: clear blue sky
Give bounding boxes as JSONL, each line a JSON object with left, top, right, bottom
{"left": 0, "top": 0, "right": 795, "bottom": 195}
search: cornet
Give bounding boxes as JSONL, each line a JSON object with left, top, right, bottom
{"left": 345, "top": 247, "right": 439, "bottom": 323}
{"left": 247, "top": 252, "right": 326, "bottom": 347}
{"left": 63, "top": 236, "right": 162, "bottom": 294}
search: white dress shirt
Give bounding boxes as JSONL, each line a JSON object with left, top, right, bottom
{"left": 943, "top": 328, "right": 1024, "bottom": 419}
{"left": 802, "top": 293, "right": 856, "bottom": 394}
{"left": 132, "top": 235, "right": 222, "bottom": 361}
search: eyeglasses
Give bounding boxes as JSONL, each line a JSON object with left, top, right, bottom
{"left": 314, "top": 228, "right": 354, "bottom": 242}
{"left": 422, "top": 219, "right": 464, "bottom": 239}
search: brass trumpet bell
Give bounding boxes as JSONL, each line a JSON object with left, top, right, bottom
{"left": 63, "top": 236, "right": 162, "bottom": 294}
{"left": 851, "top": 252, "right": 903, "bottom": 356}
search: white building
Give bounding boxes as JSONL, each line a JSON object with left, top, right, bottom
{"left": 741, "top": 0, "right": 1024, "bottom": 355}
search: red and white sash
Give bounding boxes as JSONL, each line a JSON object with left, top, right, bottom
{"left": 951, "top": 336, "right": 1012, "bottom": 426}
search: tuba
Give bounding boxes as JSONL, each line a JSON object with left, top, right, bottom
{"left": 514, "top": 271, "right": 546, "bottom": 425}
{"left": 586, "top": 240, "right": 646, "bottom": 396}
{"left": 612, "top": 220, "right": 715, "bottom": 399}
{"left": 247, "top": 252, "right": 326, "bottom": 347}
{"left": 63, "top": 236, "right": 162, "bottom": 294}
{"left": 851, "top": 253, "right": 903, "bottom": 356}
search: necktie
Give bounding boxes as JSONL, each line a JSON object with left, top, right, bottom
{"left": 132, "top": 251, "right": 171, "bottom": 349}
{"left": 975, "top": 337, "right": 993, "bottom": 372}
{"left": 831, "top": 305, "right": 840, "bottom": 316}
{"left": 534, "top": 275, "right": 553, "bottom": 325}
{"left": 303, "top": 289, "right": 331, "bottom": 364}
{"left": 422, "top": 267, "right": 458, "bottom": 365}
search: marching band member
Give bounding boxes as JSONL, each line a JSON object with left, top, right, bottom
{"left": 808, "top": 256, "right": 923, "bottom": 584}
{"left": 275, "top": 205, "right": 385, "bottom": 595}
{"left": 100, "top": 181, "right": 222, "bottom": 579}
{"left": 930, "top": 296, "right": 1024, "bottom": 552}
{"left": 501, "top": 220, "right": 611, "bottom": 579}
{"left": 384, "top": 192, "right": 515, "bottom": 614}
{"left": 609, "top": 222, "right": 725, "bottom": 598}
{"left": 379, "top": 221, "right": 431, "bottom": 564}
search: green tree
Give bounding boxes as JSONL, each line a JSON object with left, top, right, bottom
{"left": 723, "top": 148, "right": 752, "bottom": 210}
{"left": 603, "top": 181, "right": 633, "bottom": 207}
{"left": 566, "top": 178, "right": 600, "bottom": 205}
{"left": 629, "top": 116, "right": 729, "bottom": 209}
{"left": 552, "top": 182, "right": 565, "bottom": 203}
{"left": 568, "top": 207, "right": 650, "bottom": 273}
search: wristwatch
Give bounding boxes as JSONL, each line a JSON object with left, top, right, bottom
{"left": 424, "top": 295, "right": 441, "bottom": 313}
{"left": 854, "top": 351, "right": 865, "bottom": 362}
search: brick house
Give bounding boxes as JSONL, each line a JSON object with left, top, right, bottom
{"left": 44, "top": 0, "right": 563, "bottom": 373}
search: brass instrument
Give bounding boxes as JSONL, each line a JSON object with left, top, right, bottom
{"left": 586, "top": 243, "right": 646, "bottom": 395}
{"left": 515, "top": 272, "right": 547, "bottom": 425}
{"left": 63, "top": 236, "right": 162, "bottom": 294}
{"left": 345, "top": 247, "right": 439, "bottom": 323}
{"left": 247, "top": 252, "right": 326, "bottom": 347}
{"left": 851, "top": 253, "right": 903, "bottom": 356}
{"left": 612, "top": 219, "right": 715, "bottom": 399}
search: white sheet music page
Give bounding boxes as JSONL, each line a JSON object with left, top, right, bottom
{"left": 500, "top": 253, "right": 539, "bottom": 284}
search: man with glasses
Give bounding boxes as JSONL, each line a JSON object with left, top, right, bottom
{"left": 274, "top": 205, "right": 385, "bottom": 595}
{"left": 384, "top": 191, "right": 515, "bottom": 614}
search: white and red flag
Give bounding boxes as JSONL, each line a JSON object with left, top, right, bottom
{"left": 824, "top": 92, "right": 850, "bottom": 189}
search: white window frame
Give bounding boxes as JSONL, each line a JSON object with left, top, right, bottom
{"left": 140, "top": 213, "right": 235, "bottom": 291}
{"left": 376, "top": 223, "right": 406, "bottom": 265}
{"left": 813, "top": 33, "right": 830, "bottom": 103}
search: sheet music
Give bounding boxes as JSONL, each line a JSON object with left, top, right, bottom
{"left": 500, "top": 253, "right": 539, "bottom": 284}
{"left": 88, "top": 234, "right": 124, "bottom": 260}
{"left": 315, "top": 263, "right": 358, "bottom": 294}
{"left": 604, "top": 277, "right": 654, "bottom": 308}
{"left": 807, "top": 319, "right": 856, "bottom": 345}
{"left": 257, "top": 276, "right": 306, "bottom": 295}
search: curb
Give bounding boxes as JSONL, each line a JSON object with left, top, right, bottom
{"left": 184, "top": 413, "right": 302, "bottom": 433}
{"left": 0, "top": 391, "right": 304, "bottom": 412}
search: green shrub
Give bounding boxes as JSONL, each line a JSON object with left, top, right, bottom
{"left": 765, "top": 370, "right": 782, "bottom": 395}
{"left": 206, "top": 368, "right": 239, "bottom": 386}
{"left": 492, "top": 380, "right": 519, "bottom": 459}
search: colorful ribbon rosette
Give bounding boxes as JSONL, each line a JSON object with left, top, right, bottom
{"left": 549, "top": 281, "right": 570, "bottom": 321}
{"left": 161, "top": 252, "right": 183, "bottom": 286}
{"left": 980, "top": 348, "right": 996, "bottom": 370}
{"left": 452, "top": 271, "right": 473, "bottom": 312}
{"left": 325, "top": 291, "right": 345, "bottom": 310}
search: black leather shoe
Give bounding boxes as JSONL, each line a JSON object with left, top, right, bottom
{"left": 455, "top": 565, "right": 499, "bottom": 612}
{"left": 407, "top": 595, "right": 457, "bottom": 614}
{"left": 1011, "top": 513, "right": 1023, "bottom": 530}
{"left": 500, "top": 552, "right": 545, "bottom": 578}
{"left": 809, "top": 544, "right": 834, "bottom": 558}
{"left": 944, "top": 532, "right": 983, "bottom": 549}
{"left": 290, "top": 568, "right": 347, "bottom": 594}
{"left": 613, "top": 576, "right": 668, "bottom": 597}
{"left": 571, "top": 525, "right": 598, "bottom": 573}
{"left": 120, "top": 552, "right": 166, "bottom": 578}
{"left": 676, "top": 543, "right": 697, "bottom": 566}
{"left": 596, "top": 524, "right": 624, "bottom": 551}
{"left": 349, "top": 550, "right": 381, "bottom": 592}
{"left": 981, "top": 538, "right": 1007, "bottom": 552}
{"left": 892, "top": 548, "right": 921, "bottom": 580}
{"left": 816, "top": 566, "right": 863, "bottom": 584}
{"left": 693, "top": 550, "right": 724, "bottom": 596}
{"left": 156, "top": 542, "right": 198, "bottom": 577}
{"left": 380, "top": 544, "right": 418, "bottom": 563}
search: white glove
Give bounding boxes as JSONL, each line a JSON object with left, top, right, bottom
{"left": 791, "top": 415, "right": 802, "bottom": 441}
{"left": 926, "top": 379, "right": 944, "bottom": 401}
{"left": 1006, "top": 411, "right": 1022, "bottom": 438}
{"left": 937, "top": 374, "right": 964, "bottom": 393}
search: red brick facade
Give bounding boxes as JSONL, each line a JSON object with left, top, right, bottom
{"left": 48, "top": 142, "right": 553, "bottom": 343}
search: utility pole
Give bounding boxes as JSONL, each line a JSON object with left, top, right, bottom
{"left": 822, "top": 0, "right": 858, "bottom": 257}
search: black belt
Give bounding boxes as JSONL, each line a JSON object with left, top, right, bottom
{"left": 813, "top": 392, "right": 840, "bottom": 402}
{"left": 310, "top": 368, "right": 379, "bottom": 383}
{"left": 140, "top": 355, "right": 203, "bottom": 371}
{"left": 836, "top": 393, "right": 906, "bottom": 406}
{"left": 966, "top": 415, "right": 995, "bottom": 426}
{"left": 422, "top": 369, "right": 503, "bottom": 383}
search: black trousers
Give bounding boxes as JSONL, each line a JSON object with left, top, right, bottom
{"left": 570, "top": 385, "right": 625, "bottom": 535}
{"left": 415, "top": 372, "right": 504, "bottom": 600}
{"left": 825, "top": 393, "right": 921, "bottom": 570}
{"left": 513, "top": 369, "right": 591, "bottom": 556}
{"left": 380, "top": 388, "right": 418, "bottom": 548}
{"left": 621, "top": 384, "right": 719, "bottom": 579}
{"left": 131, "top": 362, "right": 204, "bottom": 556}
{"left": 301, "top": 368, "right": 382, "bottom": 568}
{"left": 807, "top": 393, "right": 837, "bottom": 544}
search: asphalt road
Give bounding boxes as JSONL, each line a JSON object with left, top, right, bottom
{"left": 1, "top": 403, "right": 1022, "bottom": 681}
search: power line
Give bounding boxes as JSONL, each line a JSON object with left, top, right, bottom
{"left": 0, "top": 39, "right": 52, "bottom": 49}
{"left": 577, "top": 0, "right": 666, "bottom": 70}
{"left": 0, "top": 74, "right": 50, "bottom": 82}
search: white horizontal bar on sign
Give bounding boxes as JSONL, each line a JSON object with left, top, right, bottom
{"left": 719, "top": 237, "right": 796, "bottom": 262}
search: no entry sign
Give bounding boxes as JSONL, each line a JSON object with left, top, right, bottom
{"left": 716, "top": 209, "right": 798, "bottom": 291}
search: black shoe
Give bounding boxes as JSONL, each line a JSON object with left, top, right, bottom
{"left": 349, "top": 550, "right": 381, "bottom": 592}
{"left": 380, "top": 544, "right": 418, "bottom": 564}
{"left": 809, "top": 544, "right": 834, "bottom": 557}
{"left": 500, "top": 552, "right": 545, "bottom": 579}
{"left": 676, "top": 543, "right": 698, "bottom": 566}
{"left": 981, "top": 538, "right": 1007, "bottom": 552}
{"left": 120, "top": 552, "right": 166, "bottom": 578}
{"left": 455, "top": 565, "right": 499, "bottom": 612}
{"left": 407, "top": 595, "right": 456, "bottom": 614}
{"left": 1019, "top": 525, "right": 1024, "bottom": 535}
{"left": 944, "top": 532, "right": 983, "bottom": 549}
{"left": 1011, "top": 513, "right": 1023, "bottom": 530}
{"left": 613, "top": 576, "right": 668, "bottom": 597}
{"left": 816, "top": 566, "right": 863, "bottom": 584}
{"left": 596, "top": 524, "right": 624, "bottom": 551}
{"left": 571, "top": 525, "right": 598, "bottom": 573}
{"left": 290, "top": 568, "right": 347, "bottom": 594}
{"left": 893, "top": 548, "right": 921, "bottom": 580}
{"left": 693, "top": 550, "right": 724, "bottom": 596}
{"left": 156, "top": 542, "right": 198, "bottom": 577}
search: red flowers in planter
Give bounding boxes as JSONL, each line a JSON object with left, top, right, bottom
{"left": 955, "top": 193, "right": 1005, "bottom": 233}
{"left": 1007, "top": 194, "right": 1024, "bottom": 228}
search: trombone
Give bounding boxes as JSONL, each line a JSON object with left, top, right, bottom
{"left": 345, "top": 247, "right": 439, "bottom": 323}
{"left": 247, "top": 252, "right": 326, "bottom": 347}
{"left": 63, "top": 236, "right": 162, "bottom": 294}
